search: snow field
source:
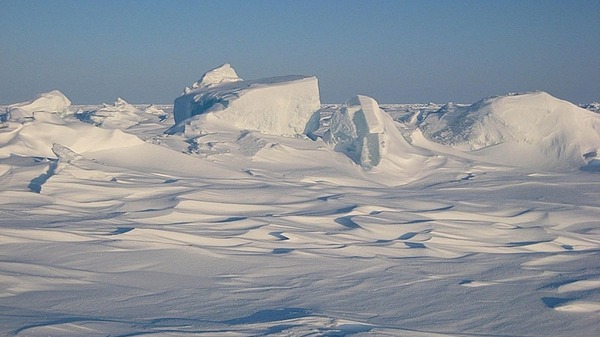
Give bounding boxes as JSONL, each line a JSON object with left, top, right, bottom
{"left": 0, "top": 68, "right": 599, "bottom": 336}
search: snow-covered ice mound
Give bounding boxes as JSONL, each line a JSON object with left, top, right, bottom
{"left": 5, "top": 90, "right": 71, "bottom": 120}
{"left": 76, "top": 97, "right": 144, "bottom": 129}
{"left": 417, "top": 92, "right": 600, "bottom": 171}
{"left": 170, "top": 64, "right": 321, "bottom": 136}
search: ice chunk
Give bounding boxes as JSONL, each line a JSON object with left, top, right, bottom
{"left": 52, "top": 143, "right": 83, "bottom": 163}
{"left": 171, "top": 64, "right": 321, "bottom": 137}
{"left": 144, "top": 104, "right": 166, "bottom": 116}
{"left": 7, "top": 90, "right": 71, "bottom": 120}
{"left": 322, "top": 95, "right": 435, "bottom": 172}
{"left": 325, "top": 95, "right": 388, "bottom": 168}
{"left": 185, "top": 63, "right": 242, "bottom": 93}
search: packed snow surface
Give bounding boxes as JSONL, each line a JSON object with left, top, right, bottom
{"left": 1, "top": 80, "right": 600, "bottom": 337}
{"left": 172, "top": 64, "right": 321, "bottom": 136}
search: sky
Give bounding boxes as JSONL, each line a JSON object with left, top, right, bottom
{"left": 1, "top": 0, "right": 599, "bottom": 104}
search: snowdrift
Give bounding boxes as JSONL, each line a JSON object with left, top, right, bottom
{"left": 0, "top": 93, "right": 144, "bottom": 159}
{"left": 0, "top": 116, "right": 145, "bottom": 159}
{"left": 417, "top": 92, "right": 600, "bottom": 171}
{"left": 170, "top": 64, "right": 321, "bottom": 136}
{"left": 5, "top": 90, "right": 71, "bottom": 120}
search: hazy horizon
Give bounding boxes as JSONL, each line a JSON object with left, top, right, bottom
{"left": 1, "top": 0, "right": 599, "bottom": 105}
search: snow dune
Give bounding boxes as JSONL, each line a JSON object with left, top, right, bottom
{"left": 1, "top": 69, "right": 599, "bottom": 336}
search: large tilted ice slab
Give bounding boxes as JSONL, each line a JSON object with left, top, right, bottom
{"left": 417, "top": 91, "right": 600, "bottom": 171}
{"left": 171, "top": 64, "right": 321, "bottom": 137}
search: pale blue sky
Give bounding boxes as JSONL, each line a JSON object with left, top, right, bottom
{"left": 1, "top": 0, "right": 599, "bottom": 104}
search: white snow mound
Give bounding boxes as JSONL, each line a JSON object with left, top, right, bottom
{"left": 171, "top": 64, "right": 321, "bottom": 137}
{"left": 418, "top": 91, "right": 600, "bottom": 171}
{"left": 7, "top": 90, "right": 71, "bottom": 120}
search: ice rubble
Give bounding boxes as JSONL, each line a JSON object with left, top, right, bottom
{"left": 6, "top": 71, "right": 596, "bottom": 175}
{"left": 417, "top": 91, "right": 600, "bottom": 171}
{"left": 581, "top": 102, "right": 600, "bottom": 114}
{"left": 170, "top": 64, "right": 321, "bottom": 136}
{"left": 144, "top": 104, "right": 167, "bottom": 117}
{"left": 169, "top": 65, "right": 426, "bottom": 170}
{"left": 169, "top": 65, "right": 435, "bottom": 171}
{"left": 76, "top": 97, "right": 144, "bottom": 129}
{"left": 4, "top": 90, "right": 71, "bottom": 120}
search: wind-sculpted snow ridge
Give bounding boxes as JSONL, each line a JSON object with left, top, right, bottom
{"left": 170, "top": 64, "right": 321, "bottom": 137}
{"left": 4, "top": 90, "right": 71, "bottom": 121}
{"left": 416, "top": 91, "right": 600, "bottom": 171}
